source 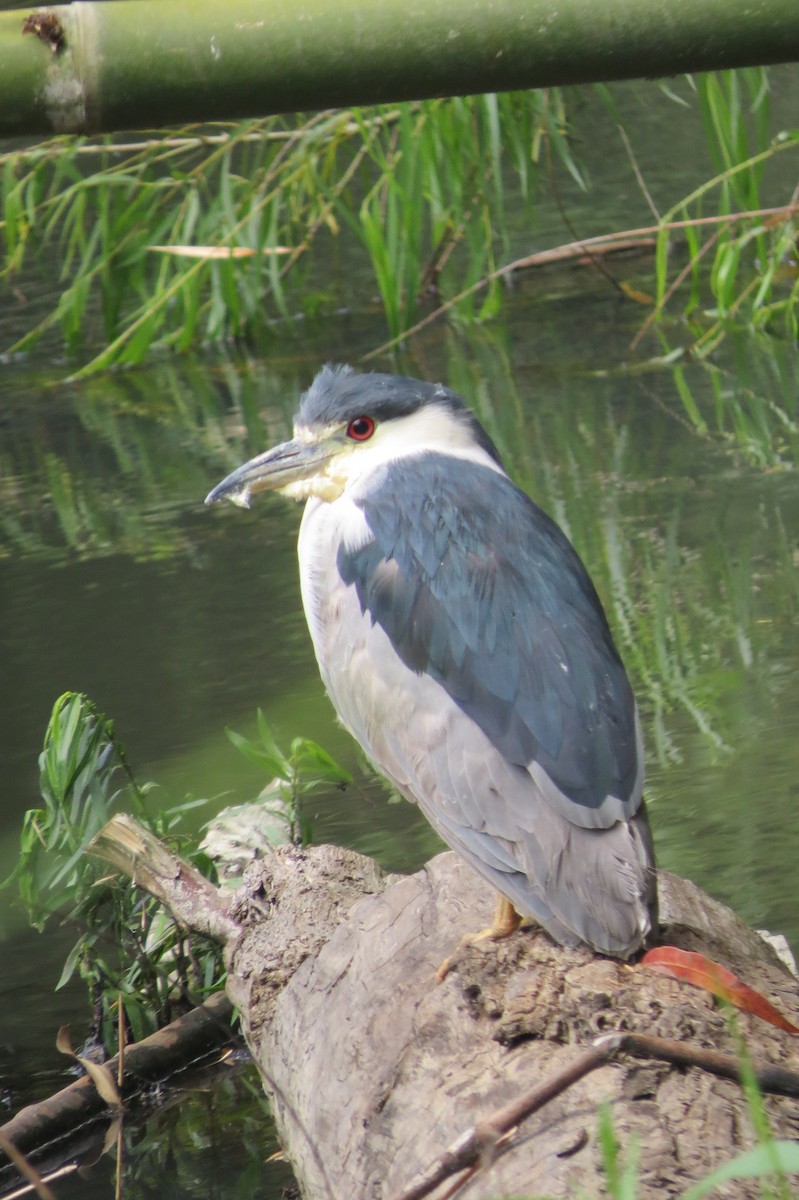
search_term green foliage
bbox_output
[226,708,351,845]
[4,692,223,1046]
[595,1082,799,1200]
[652,70,799,352]
[114,1069,294,1198]
[5,694,350,1048]
[662,329,799,468]
[0,92,569,372]
[7,73,795,379]
[597,1105,641,1200]
[9,691,147,931]
[347,91,577,340]
[681,1142,799,1200]
[722,1018,794,1200]
[2,113,366,372]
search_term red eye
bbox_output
[347,415,376,441]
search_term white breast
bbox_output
[297,492,445,800]
[298,496,375,731]
[298,495,367,676]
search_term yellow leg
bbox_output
[436,892,523,982]
[490,893,523,939]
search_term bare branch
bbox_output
[87,814,239,943]
[390,1029,799,1200]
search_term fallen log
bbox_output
[0,991,235,1162]
[62,817,799,1196]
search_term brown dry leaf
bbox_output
[619,281,654,305]
[148,244,292,259]
[56,1026,122,1108]
[642,946,799,1034]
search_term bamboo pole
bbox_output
[1,0,798,139]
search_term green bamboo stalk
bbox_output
[1,0,798,138]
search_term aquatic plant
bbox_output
[2,75,795,377]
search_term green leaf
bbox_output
[681,1142,799,1200]
[256,709,292,774]
[225,726,290,779]
[597,1103,640,1200]
[293,739,351,784]
[55,932,98,990]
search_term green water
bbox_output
[1,77,798,1198]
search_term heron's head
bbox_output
[205,364,502,508]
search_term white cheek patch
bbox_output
[287,404,507,502]
[345,405,507,484]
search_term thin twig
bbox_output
[114,993,125,1200]
[389,1040,619,1200]
[545,136,629,301]
[117,995,126,1089]
[114,1121,123,1200]
[628,224,723,352]
[620,1031,799,1097]
[0,1163,78,1200]
[389,1030,799,1200]
[0,110,405,166]
[362,203,799,363]
[617,123,661,222]
[0,1133,58,1200]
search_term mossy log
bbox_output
[86,815,799,1199]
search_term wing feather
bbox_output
[338,454,642,827]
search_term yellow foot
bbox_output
[490,893,524,939]
[435,894,523,983]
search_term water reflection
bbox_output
[0,1064,292,1200]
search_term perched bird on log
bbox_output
[206,365,658,958]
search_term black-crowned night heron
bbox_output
[206,365,658,959]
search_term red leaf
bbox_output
[641,946,799,1035]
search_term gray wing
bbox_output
[338,454,643,829]
[338,638,656,955]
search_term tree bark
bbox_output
[88,816,799,1199]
